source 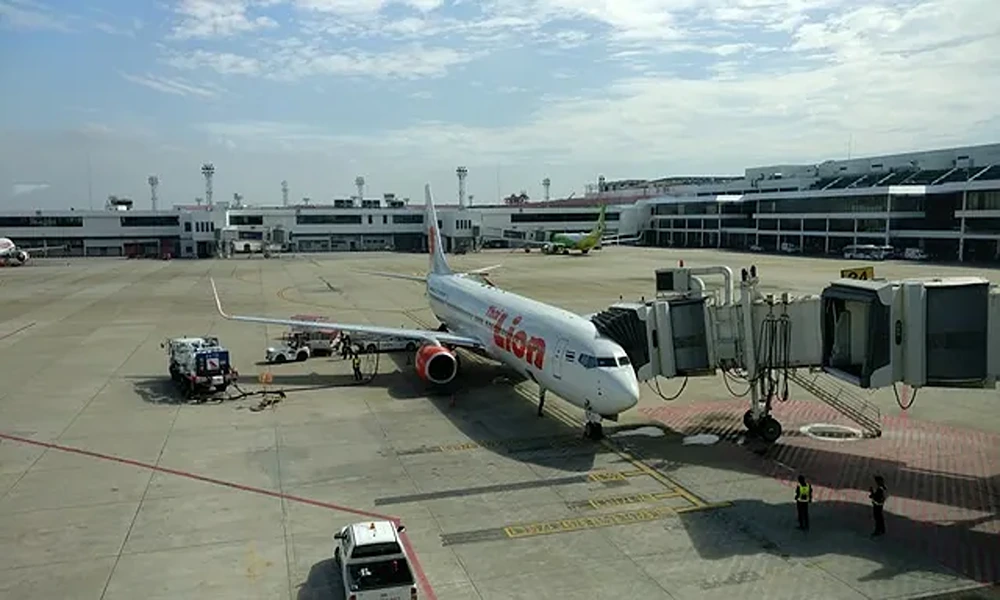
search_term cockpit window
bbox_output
[578,354,597,369]
[618,356,631,366]
[596,357,617,367]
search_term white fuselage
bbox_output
[0,238,28,266]
[424,272,640,418]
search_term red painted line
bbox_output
[0,432,437,599]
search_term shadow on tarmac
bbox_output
[613,418,1000,585]
[295,558,345,600]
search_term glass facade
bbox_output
[230,215,263,225]
[967,190,1000,211]
[296,214,363,225]
[646,186,1000,262]
[510,211,620,223]
[0,216,84,227]
[121,216,180,227]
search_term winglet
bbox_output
[209,278,231,319]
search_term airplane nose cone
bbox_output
[603,370,640,414]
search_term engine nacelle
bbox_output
[414,344,458,385]
[13,250,28,265]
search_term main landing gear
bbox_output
[743,409,783,444]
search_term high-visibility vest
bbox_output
[797,484,811,502]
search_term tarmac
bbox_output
[0,247,997,600]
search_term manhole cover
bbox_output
[798,423,863,442]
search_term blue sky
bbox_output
[0,0,998,209]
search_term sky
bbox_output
[0,0,998,210]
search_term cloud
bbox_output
[293,0,444,16]
[120,72,225,98]
[192,0,1000,171]
[166,42,479,80]
[11,182,49,196]
[0,0,72,31]
[170,0,279,39]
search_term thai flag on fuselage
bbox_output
[565,350,576,362]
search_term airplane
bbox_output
[0,237,66,266]
[210,184,641,440]
[491,204,642,255]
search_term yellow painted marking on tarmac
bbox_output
[540,400,728,513]
[587,491,682,510]
[503,506,678,539]
[675,502,733,514]
[587,470,627,483]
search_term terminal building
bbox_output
[1,142,998,263]
[635,143,1000,263]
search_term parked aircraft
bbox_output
[490,204,642,255]
[0,237,65,266]
[210,185,641,439]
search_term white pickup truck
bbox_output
[333,521,418,600]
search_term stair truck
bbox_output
[163,336,238,398]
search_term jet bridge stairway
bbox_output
[788,370,883,438]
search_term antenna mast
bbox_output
[147,175,159,211]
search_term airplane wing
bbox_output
[355,264,502,281]
[481,235,551,247]
[464,264,503,275]
[20,244,69,253]
[210,278,485,350]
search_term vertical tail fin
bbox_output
[425,184,453,276]
[595,204,607,236]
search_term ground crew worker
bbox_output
[869,475,888,536]
[340,334,352,359]
[795,475,813,530]
[351,352,363,381]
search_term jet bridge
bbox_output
[592,264,1000,443]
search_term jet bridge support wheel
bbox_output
[743,410,783,444]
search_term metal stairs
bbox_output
[788,370,883,438]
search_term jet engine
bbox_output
[414,344,458,385]
[13,250,28,265]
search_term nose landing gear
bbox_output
[584,409,604,440]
